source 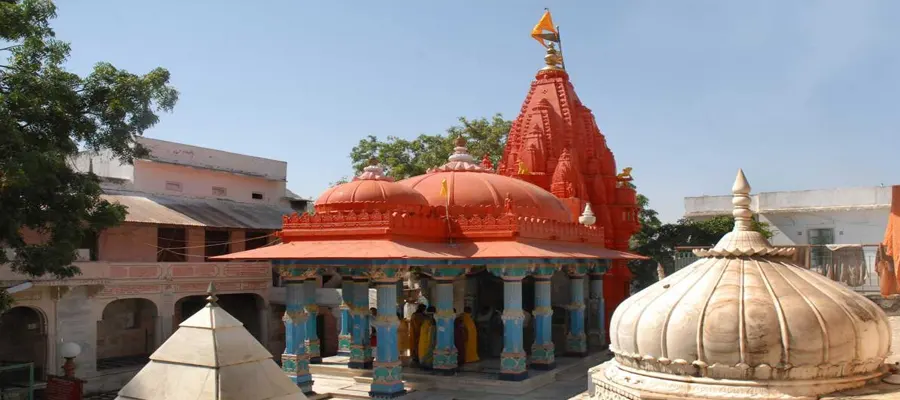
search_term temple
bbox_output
[215,44,643,399]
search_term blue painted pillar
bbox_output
[500,276,527,381]
[304,278,322,363]
[432,279,457,375]
[530,267,555,370]
[349,277,373,369]
[588,266,606,348]
[370,277,406,399]
[282,279,313,394]
[566,267,588,357]
[338,277,353,355]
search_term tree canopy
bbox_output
[344,114,511,182]
[0,0,178,309]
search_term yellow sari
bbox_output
[461,313,479,363]
[417,318,436,367]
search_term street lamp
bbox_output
[60,342,81,378]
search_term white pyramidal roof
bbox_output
[116,285,307,400]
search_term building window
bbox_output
[157,227,186,262]
[808,228,834,270]
[245,231,270,250]
[165,181,183,192]
[80,230,99,261]
[251,192,264,200]
[212,186,227,197]
[205,230,230,261]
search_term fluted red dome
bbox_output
[399,138,573,223]
[315,163,429,213]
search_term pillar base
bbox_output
[432,348,458,375]
[530,361,556,371]
[499,371,528,381]
[371,361,405,399]
[500,351,527,381]
[309,356,323,364]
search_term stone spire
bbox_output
[497,44,637,251]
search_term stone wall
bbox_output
[57,287,98,376]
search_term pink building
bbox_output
[0,137,308,393]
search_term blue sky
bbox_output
[53,1,899,222]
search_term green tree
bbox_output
[628,207,773,290]
[0,0,178,310]
[347,114,511,180]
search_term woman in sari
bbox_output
[417,306,437,370]
[461,306,479,363]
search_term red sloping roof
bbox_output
[213,239,646,261]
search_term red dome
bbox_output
[315,164,429,213]
[399,139,573,223]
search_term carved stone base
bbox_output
[531,342,556,370]
[588,361,889,400]
[281,353,314,394]
[371,360,406,398]
[500,351,527,381]
[433,348,458,375]
[349,345,373,369]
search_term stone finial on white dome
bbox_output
[694,169,794,257]
[731,168,753,232]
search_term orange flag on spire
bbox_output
[531,9,559,47]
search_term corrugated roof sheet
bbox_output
[103,190,292,230]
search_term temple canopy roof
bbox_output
[600,170,891,399]
[314,161,429,213]
[400,137,574,223]
[115,284,307,400]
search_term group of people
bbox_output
[407,305,480,369]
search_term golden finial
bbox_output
[206,282,219,307]
[542,42,563,71]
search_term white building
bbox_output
[684,186,891,247]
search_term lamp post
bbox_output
[60,342,81,378]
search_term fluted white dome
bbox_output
[594,170,891,400]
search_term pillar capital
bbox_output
[488,265,533,280]
[278,265,321,280]
[564,265,589,278]
[420,266,467,281]
[366,266,407,283]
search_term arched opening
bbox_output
[175,293,264,341]
[0,306,48,383]
[97,298,158,370]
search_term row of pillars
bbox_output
[278,264,607,399]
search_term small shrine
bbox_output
[114,283,307,400]
[589,170,893,399]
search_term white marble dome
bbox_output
[599,170,891,399]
